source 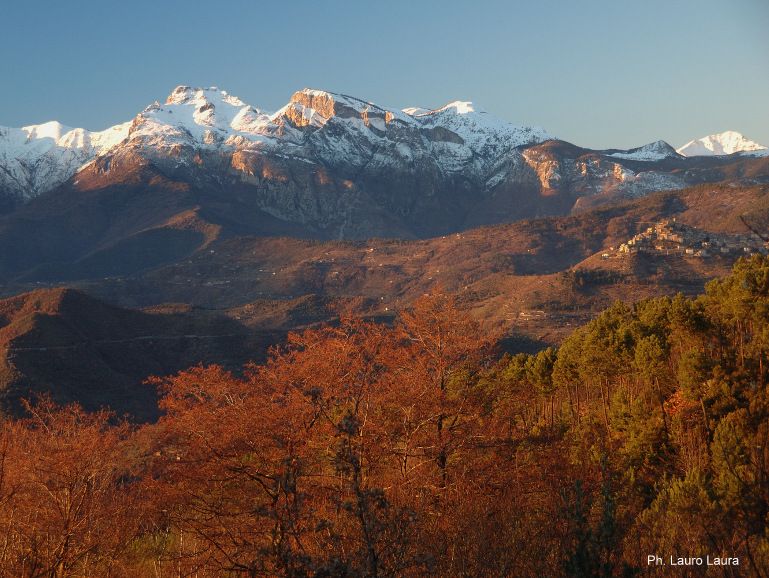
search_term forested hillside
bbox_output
[1,257,769,576]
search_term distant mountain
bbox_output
[606,140,681,161]
[677,130,768,157]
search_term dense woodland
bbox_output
[2,257,769,577]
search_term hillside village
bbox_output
[611,218,768,259]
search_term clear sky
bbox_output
[1,0,767,149]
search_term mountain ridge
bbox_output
[0,85,552,203]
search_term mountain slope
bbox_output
[1,183,767,418]
[0,288,287,420]
[21,182,766,327]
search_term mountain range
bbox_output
[1,86,766,223]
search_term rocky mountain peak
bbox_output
[165,86,246,108]
[282,89,399,129]
[288,89,338,118]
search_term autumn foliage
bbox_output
[2,261,769,576]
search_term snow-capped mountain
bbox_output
[676,131,768,157]
[0,120,129,199]
[127,87,555,186]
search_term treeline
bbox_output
[2,257,769,576]
[560,267,625,290]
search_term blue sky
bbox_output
[1,0,767,149]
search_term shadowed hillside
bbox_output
[0,288,286,420]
